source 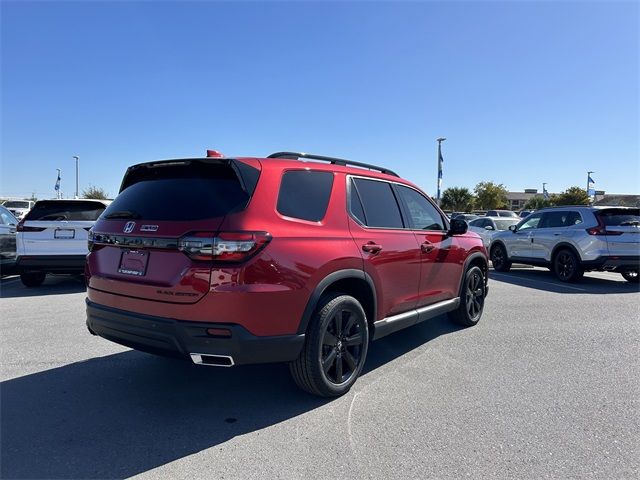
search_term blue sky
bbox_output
[2,1,638,199]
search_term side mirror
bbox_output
[484,225,494,231]
[448,218,468,236]
[509,224,517,232]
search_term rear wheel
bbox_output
[622,271,639,283]
[290,293,369,397]
[20,271,46,287]
[553,249,584,282]
[449,266,486,327]
[490,244,511,272]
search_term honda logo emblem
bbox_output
[123,221,136,234]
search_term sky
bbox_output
[1,0,638,200]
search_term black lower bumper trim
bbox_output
[17,255,86,272]
[86,300,305,366]
[582,255,640,272]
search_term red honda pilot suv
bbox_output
[86,151,488,397]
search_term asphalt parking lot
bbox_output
[1,268,638,479]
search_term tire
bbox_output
[290,293,369,397]
[553,249,584,283]
[490,244,511,272]
[622,271,639,283]
[20,271,46,287]
[449,266,486,327]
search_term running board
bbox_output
[372,297,460,340]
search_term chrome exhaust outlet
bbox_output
[190,353,234,367]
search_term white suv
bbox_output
[16,199,110,286]
[489,206,639,283]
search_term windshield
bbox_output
[3,201,29,209]
[103,160,258,221]
[494,219,519,230]
[597,208,640,226]
[25,201,106,221]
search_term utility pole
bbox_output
[436,137,446,206]
[73,156,80,199]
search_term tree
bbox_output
[82,185,109,200]
[553,186,590,206]
[524,195,554,210]
[474,181,508,210]
[441,187,475,212]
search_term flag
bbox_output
[588,174,595,185]
[543,187,549,200]
[54,171,61,191]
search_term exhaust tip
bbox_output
[190,353,234,367]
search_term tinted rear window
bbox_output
[3,201,30,209]
[103,161,256,221]
[352,178,404,228]
[25,201,106,221]
[596,208,640,226]
[277,170,334,221]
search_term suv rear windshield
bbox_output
[596,208,640,226]
[103,160,258,221]
[3,201,30,209]
[25,201,106,221]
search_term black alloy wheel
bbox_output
[449,265,486,327]
[320,307,366,385]
[554,249,583,282]
[491,244,511,272]
[290,294,369,397]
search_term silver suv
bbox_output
[489,206,639,283]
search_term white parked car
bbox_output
[490,206,639,283]
[468,216,520,248]
[2,200,35,220]
[16,199,110,286]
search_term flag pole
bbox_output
[436,137,446,206]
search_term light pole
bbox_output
[436,137,446,206]
[73,156,79,199]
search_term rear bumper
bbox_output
[86,300,305,366]
[17,255,86,273]
[582,255,640,272]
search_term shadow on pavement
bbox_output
[489,268,640,294]
[0,274,86,299]
[0,314,462,479]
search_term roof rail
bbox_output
[266,151,399,177]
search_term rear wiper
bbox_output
[103,210,141,219]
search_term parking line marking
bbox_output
[489,272,587,292]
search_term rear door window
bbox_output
[103,160,257,221]
[351,178,404,228]
[277,170,334,222]
[25,201,106,221]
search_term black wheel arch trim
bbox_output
[551,242,582,264]
[458,251,489,298]
[297,269,377,335]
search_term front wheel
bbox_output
[20,271,46,287]
[622,271,639,283]
[449,266,486,327]
[290,293,369,397]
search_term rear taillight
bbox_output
[586,217,624,236]
[178,231,271,262]
[87,229,94,251]
[16,221,46,232]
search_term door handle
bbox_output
[362,242,382,254]
[421,241,435,253]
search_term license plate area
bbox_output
[54,228,75,239]
[118,249,149,276]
